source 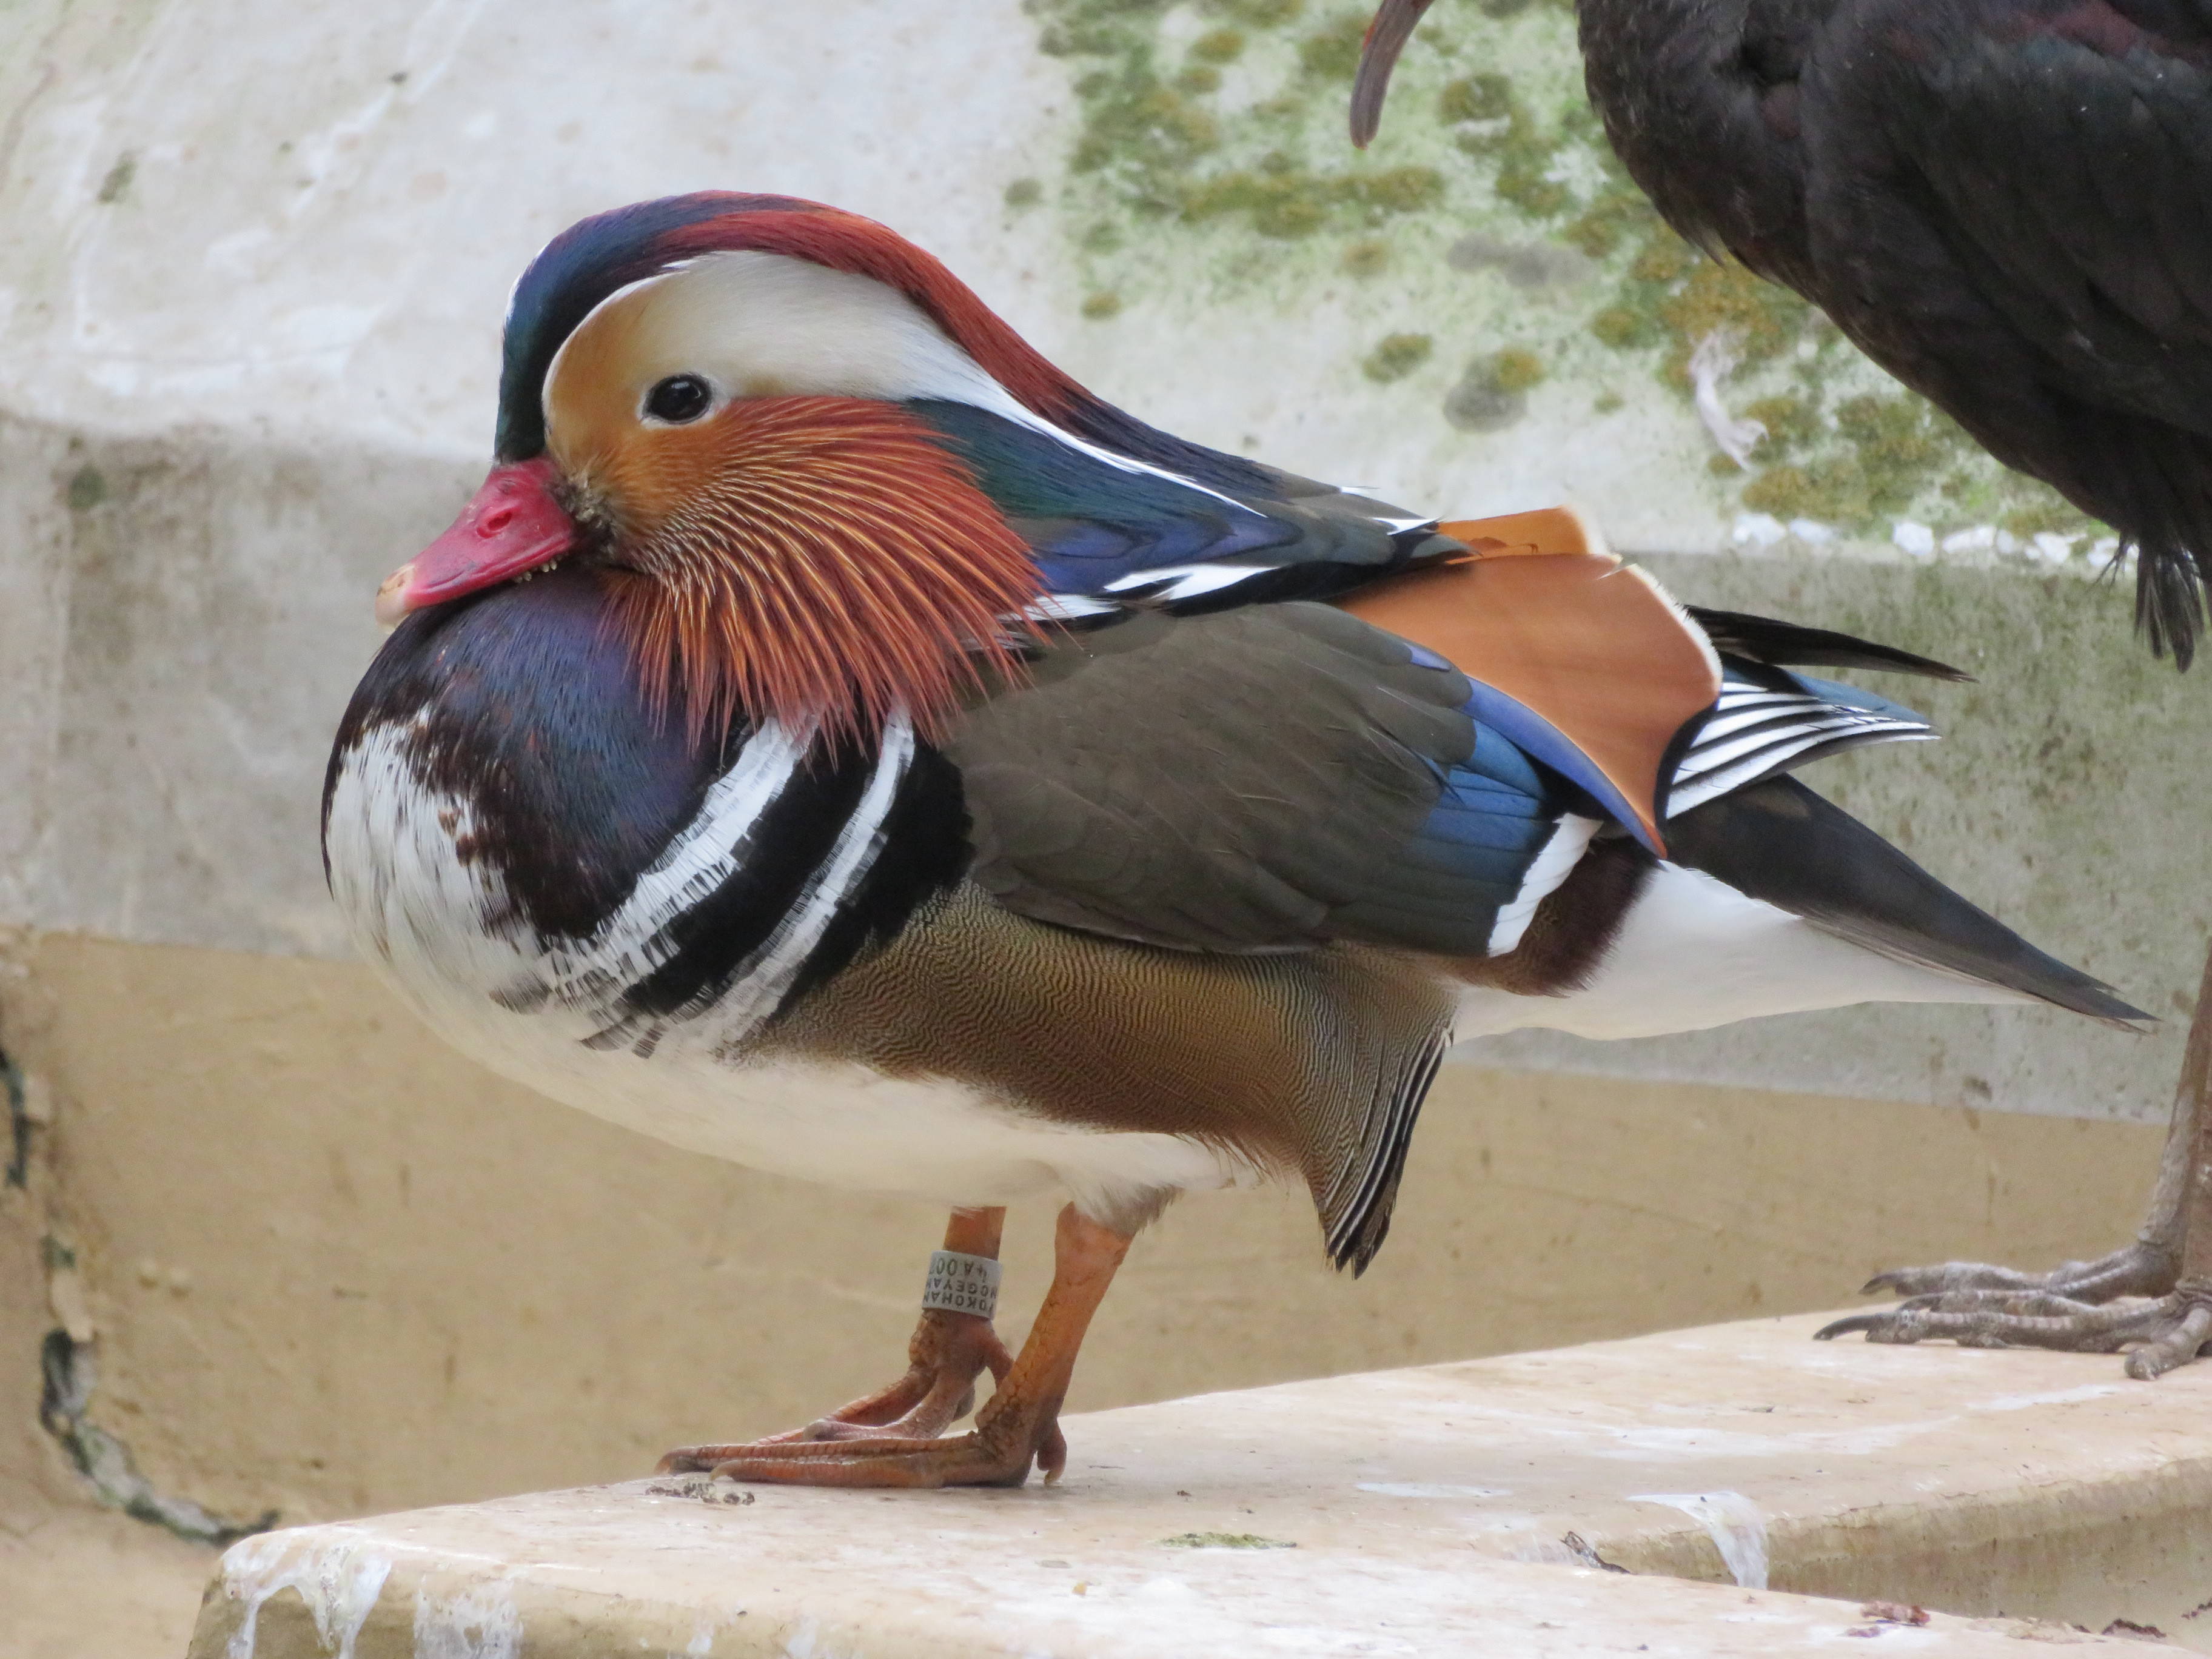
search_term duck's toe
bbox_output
[657,1305,1014,1473]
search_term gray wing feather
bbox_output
[950,605,1480,954]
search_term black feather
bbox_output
[1664,775,2148,1028]
[1567,0,2212,667]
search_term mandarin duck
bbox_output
[324,192,2143,1489]
[1352,0,2212,665]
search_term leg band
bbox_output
[922,1250,1000,1319]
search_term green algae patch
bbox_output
[1022,0,2098,550]
[1179,158,1444,238]
[1446,347,1546,431]
[1744,392,1820,455]
[1296,10,1370,82]
[1490,346,1546,393]
[1158,1531,1299,1549]
[64,464,108,513]
[1191,26,1248,61]
[1342,236,1391,276]
[1364,332,1435,382]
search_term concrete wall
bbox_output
[0,934,2168,1527]
[1,0,2207,1550]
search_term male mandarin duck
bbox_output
[1353,0,2212,665]
[324,192,2143,1489]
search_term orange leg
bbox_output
[663,1204,1131,1489]
[662,1208,1013,1466]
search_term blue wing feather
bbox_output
[1329,672,1584,954]
[908,399,1444,609]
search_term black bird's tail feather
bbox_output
[2080,417,2212,671]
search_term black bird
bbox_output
[1353,0,2212,666]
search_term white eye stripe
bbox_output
[545,250,1269,516]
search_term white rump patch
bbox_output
[1456,861,2029,1041]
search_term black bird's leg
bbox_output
[1820,942,2212,1379]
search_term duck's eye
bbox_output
[643,374,714,424]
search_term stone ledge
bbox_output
[190,1312,2212,1655]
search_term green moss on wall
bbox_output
[64,465,107,512]
[1490,346,1546,393]
[1363,332,1435,382]
[1438,74,1512,124]
[1297,11,1370,81]
[1341,237,1391,275]
[1444,347,1543,430]
[1204,0,1306,25]
[1023,0,2102,552]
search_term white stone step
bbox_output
[190,1311,2212,1655]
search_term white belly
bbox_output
[418,999,1245,1216]
[325,723,1247,1216]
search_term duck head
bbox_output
[377,193,1115,742]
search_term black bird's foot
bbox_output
[1817,1278,2212,1380]
[1823,943,2212,1379]
[1815,1239,2202,1373]
[1855,1236,2179,1305]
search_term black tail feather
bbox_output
[1665,776,2148,1028]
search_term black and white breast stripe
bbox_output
[333,705,967,1066]
[559,718,920,1056]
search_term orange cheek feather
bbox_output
[581,397,1044,745]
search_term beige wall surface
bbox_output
[0,931,2167,1532]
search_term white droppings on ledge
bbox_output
[1786,517,1834,544]
[1732,512,1788,547]
[1689,329,1768,468]
[1628,1491,1770,1590]
[412,1581,522,1658]
[220,1530,392,1659]
[1972,1384,2124,1414]
[1892,521,1936,557]
[782,1615,866,1659]
[2030,532,2079,565]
